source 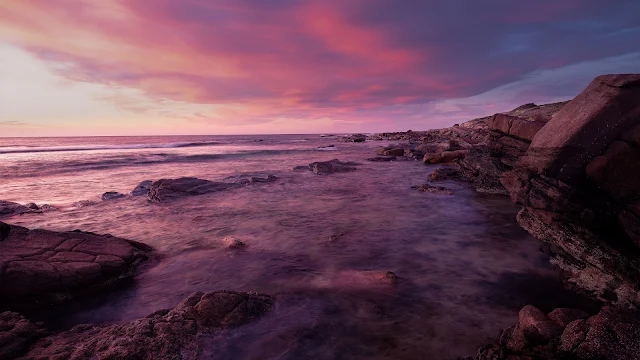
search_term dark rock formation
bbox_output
[130,180,153,196]
[8,290,272,360]
[0,222,152,305]
[307,159,360,175]
[0,201,39,218]
[0,312,47,360]
[101,192,126,201]
[411,184,455,195]
[500,74,640,307]
[72,200,97,208]
[462,305,640,360]
[148,177,240,202]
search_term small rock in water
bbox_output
[130,180,153,196]
[307,159,360,175]
[224,236,246,248]
[72,200,97,208]
[429,167,463,181]
[366,156,396,162]
[25,202,39,210]
[411,184,455,195]
[101,192,126,201]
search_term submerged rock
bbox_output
[223,236,246,248]
[366,156,396,162]
[72,200,97,208]
[341,134,367,142]
[307,159,360,175]
[411,184,455,195]
[130,180,153,196]
[101,192,126,201]
[463,305,640,360]
[375,146,405,156]
[148,177,240,202]
[0,222,152,304]
[0,200,39,217]
[12,290,273,360]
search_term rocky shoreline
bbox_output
[0,74,639,359]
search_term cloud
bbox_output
[1,0,639,134]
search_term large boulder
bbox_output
[464,305,640,360]
[0,222,152,304]
[500,74,640,307]
[13,290,273,360]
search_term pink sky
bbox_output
[1,0,639,136]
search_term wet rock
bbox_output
[72,200,97,208]
[223,236,246,249]
[292,165,310,172]
[307,159,359,175]
[101,192,126,201]
[423,149,468,164]
[318,145,335,149]
[411,184,455,195]
[20,290,273,360]
[366,156,396,162]
[0,222,152,304]
[130,180,153,196]
[465,305,640,360]
[0,201,39,217]
[428,167,463,181]
[0,312,47,360]
[375,146,405,156]
[341,134,366,142]
[24,203,39,211]
[148,177,240,202]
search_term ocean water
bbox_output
[0,135,595,359]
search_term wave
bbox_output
[0,141,220,155]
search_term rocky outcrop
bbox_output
[307,159,360,175]
[500,74,640,307]
[428,167,463,181]
[0,222,152,305]
[366,156,397,162]
[149,177,241,202]
[462,305,640,360]
[5,290,272,360]
[459,101,568,194]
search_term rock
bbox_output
[292,165,310,171]
[428,167,463,181]
[490,114,545,141]
[366,156,396,162]
[585,140,640,204]
[375,146,405,156]
[341,134,366,142]
[423,149,468,164]
[307,159,359,175]
[619,200,640,248]
[223,236,246,249]
[0,222,152,304]
[148,177,240,202]
[20,290,273,360]
[411,184,455,195]
[131,180,153,196]
[72,200,97,208]
[101,192,126,201]
[0,312,47,360]
[547,308,589,328]
[318,145,335,149]
[24,203,39,211]
[0,201,39,217]
[466,305,640,360]
[459,145,510,194]
[499,74,640,307]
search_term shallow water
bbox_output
[0,135,595,359]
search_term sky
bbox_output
[1,1,639,136]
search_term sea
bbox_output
[0,134,595,359]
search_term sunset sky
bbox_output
[1,1,639,136]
